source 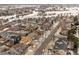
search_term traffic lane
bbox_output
[34,22,61,55]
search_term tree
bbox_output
[74,16,79,26]
[67,33,79,47]
[68,27,77,35]
[67,26,79,47]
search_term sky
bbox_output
[0,0,79,4]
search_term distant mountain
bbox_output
[0,4,79,8]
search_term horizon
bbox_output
[0,0,79,4]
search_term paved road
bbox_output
[34,22,61,55]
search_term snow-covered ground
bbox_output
[23,11,38,18]
[46,10,79,16]
[46,7,79,16]
[0,15,16,19]
[0,28,9,33]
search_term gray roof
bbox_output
[1,32,18,41]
